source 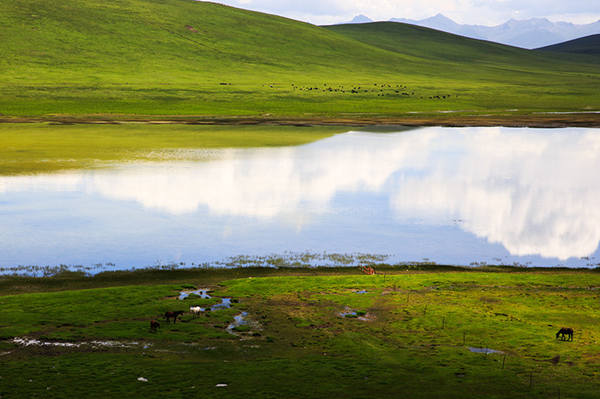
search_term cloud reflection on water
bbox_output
[388,128,600,260]
[1,127,599,261]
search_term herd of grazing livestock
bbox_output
[260,82,453,100]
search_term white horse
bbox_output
[189,306,203,317]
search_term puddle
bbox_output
[354,290,368,294]
[12,338,82,348]
[468,347,504,354]
[226,312,262,337]
[227,312,249,335]
[10,337,220,353]
[178,288,232,313]
[11,337,141,349]
[90,340,139,348]
[179,289,211,300]
[339,307,372,321]
[210,298,232,311]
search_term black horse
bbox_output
[556,327,574,341]
[164,310,185,324]
[150,319,160,332]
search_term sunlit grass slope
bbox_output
[0,0,599,117]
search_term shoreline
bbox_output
[1,263,598,290]
[1,113,600,128]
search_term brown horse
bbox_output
[150,319,160,332]
[164,310,184,324]
[556,327,574,341]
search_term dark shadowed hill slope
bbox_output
[537,34,600,56]
[324,22,585,68]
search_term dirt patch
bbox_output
[185,25,199,33]
[480,297,501,303]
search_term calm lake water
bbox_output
[2,126,600,273]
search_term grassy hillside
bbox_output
[0,0,599,119]
[1,268,599,398]
[538,34,600,56]
[326,22,569,68]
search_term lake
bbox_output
[1,126,600,273]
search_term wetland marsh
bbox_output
[1,124,600,398]
[1,269,599,398]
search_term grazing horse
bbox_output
[556,328,574,341]
[164,310,184,324]
[190,306,203,318]
[150,319,160,332]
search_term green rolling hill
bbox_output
[538,34,600,56]
[0,0,598,119]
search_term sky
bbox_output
[199,0,600,26]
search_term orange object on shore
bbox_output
[360,266,376,275]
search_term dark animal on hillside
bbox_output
[164,310,185,324]
[556,327,574,341]
[150,319,160,332]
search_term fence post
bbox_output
[529,372,533,389]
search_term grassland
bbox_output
[1,1,599,122]
[539,35,600,57]
[0,123,347,175]
[0,267,599,398]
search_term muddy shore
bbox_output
[1,113,599,128]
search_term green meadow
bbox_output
[1,268,599,398]
[1,0,598,120]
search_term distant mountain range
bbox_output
[345,14,600,49]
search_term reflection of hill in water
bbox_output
[2,127,600,261]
